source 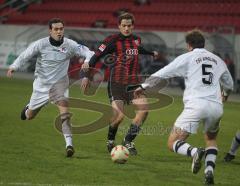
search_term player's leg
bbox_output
[168,127,204,170]
[56,100,74,157]
[168,127,205,174]
[21,105,42,120]
[51,76,74,157]
[168,102,205,174]
[21,95,46,120]
[204,131,218,185]
[122,94,148,155]
[224,131,240,162]
[21,79,49,120]
[168,127,190,152]
[106,82,125,152]
[203,102,223,185]
[107,100,125,152]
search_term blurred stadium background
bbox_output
[0,0,239,93]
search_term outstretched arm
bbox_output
[74,44,94,72]
[141,54,187,89]
[6,41,39,77]
[77,44,95,63]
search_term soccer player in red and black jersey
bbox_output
[86,13,158,155]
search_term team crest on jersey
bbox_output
[99,44,106,52]
[134,40,140,46]
[59,47,67,53]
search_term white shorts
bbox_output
[29,76,69,110]
[174,99,223,134]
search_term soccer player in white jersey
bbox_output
[6,18,94,157]
[133,30,234,185]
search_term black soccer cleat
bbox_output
[20,105,29,120]
[205,170,214,185]
[66,145,75,157]
[107,140,115,153]
[224,152,235,162]
[192,147,205,174]
[123,140,137,156]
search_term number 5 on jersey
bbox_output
[202,64,213,85]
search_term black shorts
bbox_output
[107,82,134,104]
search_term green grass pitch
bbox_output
[0,77,239,186]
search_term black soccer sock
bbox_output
[107,125,118,141]
[124,124,141,142]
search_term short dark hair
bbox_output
[118,12,135,25]
[185,29,205,49]
[48,18,64,29]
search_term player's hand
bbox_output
[81,77,90,93]
[153,51,159,60]
[81,62,89,72]
[7,68,15,78]
[221,90,230,102]
[134,87,145,98]
[222,95,229,102]
[127,84,145,98]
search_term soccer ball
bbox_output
[111,145,129,164]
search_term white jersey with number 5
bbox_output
[142,48,234,104]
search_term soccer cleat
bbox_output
[205,170,214,185]
[192,147,205,174]
[107,140,115,153]
[123,140,137,155]
[224,152,235,162]
[66,145,75,157]
[20,105,29,120]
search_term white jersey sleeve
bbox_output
[142,54,188,89]
[10,41,40,71]
[220,67,234,95]
[77,44,95,63]
[68,39,94,62]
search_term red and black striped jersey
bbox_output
[89,33,154,85]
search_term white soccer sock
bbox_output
[205,147,218,174]
[62,122,73,147]
[61,113,73,148]
[190,147,198,157]
[173,140,197,157]
[229,132,240,155]
[63,134,73,148]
